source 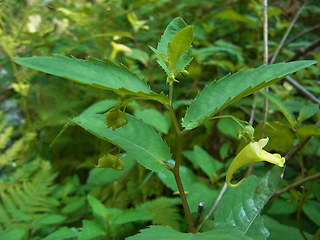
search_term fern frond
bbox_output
[0,159,58,232]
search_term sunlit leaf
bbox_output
[182,60,317,130]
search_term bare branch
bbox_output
[285,76,320,106]
[196,183,228,232]
[286,38,320,62]
[270,1,308,64]
[272,172,320,198]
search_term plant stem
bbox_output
[272,172,320,198]
[312,227,320,240]
[259,0,269,140]
[168,83,195,233]
[197,182,228,232]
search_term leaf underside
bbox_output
[182,60,317,130]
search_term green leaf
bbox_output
[215,9,256,25]
[126,225,253,240]
[297,125,320,139]
[43,227,78,240]
[137,197,182,230]
[32,214,66,226]
[14,55,150,92]
[297,103,319,124]
[111,208,154,225]
[263,215,313,240]
[81,99,118,115]
[73,113,171,173]
[167,26,193,73]
[182,60,317,130]
[14,55,169,104]
[0,229,26,240]
[214,167,283,240]
[267,198,296,215]
[216,117,242,139]
[303,200,320,225]
[79,220,106,240]
[261,90,296,128]
[183,145,223,181]
[151,17,192,76]
[87,195,112,218]
[134,109,170,134]
[254,121,294,153]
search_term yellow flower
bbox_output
[226,138,285,188]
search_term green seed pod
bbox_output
[96,153,125,171]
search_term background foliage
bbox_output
[0,0,319,239]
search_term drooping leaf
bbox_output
[182,60,317,130]
[73,113,171,173]
[126,225,253,240]
[214,167,283,240]
[261,90,296,128]
[14,55,169,104]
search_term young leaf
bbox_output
[73,113,171,173]
[214,167,283,240]
[14,55,169,104]
[43,227,78,240]
[151,17,193,76]
[182,60,317,130]
[167,26,193,73]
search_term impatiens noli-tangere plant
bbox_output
[14,17,316,239]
